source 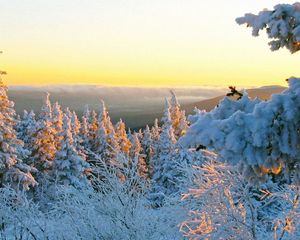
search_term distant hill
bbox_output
[182,86,287,114]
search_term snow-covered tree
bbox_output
[180,160,300,239]
[71,111,80,133]
[141,125,154,178]
[83,104,91,123]
[30,93,57,174]
[151,99,177,205]
[157,99,176,154]
[80,115,90,149]
[93,100,114,162]
[52,102,63,134]
[130,133,148,179]
[53,114,90,188]
[0,80,37,191]
[17,110,37,149]
[178,110,189,137]
[180,3,300,183]
[39,92,52,121]
[94,121,110,163]
[52,102,63,150]
[106,117,120,165]
[115,119,131,155]
[180,79,300,183]
[236,3,300,53]
[169,91,189,138]
[151,118,160,142]
[91,100,120,169]
[89,110,98,144]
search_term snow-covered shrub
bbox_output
[179,161,300,240]
[180,78,300,183]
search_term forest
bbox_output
[1,2,300,240]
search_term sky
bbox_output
[0,0,299,87]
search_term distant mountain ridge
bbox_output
[8,85,287,129]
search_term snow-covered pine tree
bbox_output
[89,110,98,145]
[178,110,189,137]
[81,115,90,150]
[141,125,153,178]
[151,118,161,157]
[93,100,110,157]
[15,110,38,167]
[15,110,27,138]
[71,110,88,161]
[130,133,148,179]
[157,99,176,154]
[53,113,90,188]
[64,107,72,120]
[94,121,110,161]
[106,116,120,167]
[52,102,63,133]
[52,102,63,150]
[115,119,131,156]
[30,93,57,175]
[39,92,52,121]
[151,118,160,142]
[0,79,37,191]
[71,111,80,135]
[151,99,177,205]
[83,104,91,123]
[170,90,182,138]
[169,91,189,138]
[17,110,37,149]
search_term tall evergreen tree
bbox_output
[151,99,177,205]
[170,91,188,138]
[52,102,63,150]
[17,110,37,149]
[30,93,57,174]
[141,125,153,178]
[53,114,90,188]
[80,115,90,150]
[89,110,98,145]
[106,117,120,166]
[151,118,161,157]
[115,119,131,156]
[130,133,148,179]
[93,100,109,152]
[0,80,37,191]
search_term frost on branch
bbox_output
[236,3,300,53]
[180,78,300,183]
[179,161,300,239]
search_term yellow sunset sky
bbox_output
[0,0,299,87]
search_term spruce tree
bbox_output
[115,119,131,156]
[130,133,148,179]
[53,113,90,188]
[52,102,63,150]
[151,99,177,205]
[0,80,37,191]
[17,110,37,150]
[170,91,188,138]
[141,125,153,178]
[30,93,57,175]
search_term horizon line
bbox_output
[7,83,287,90]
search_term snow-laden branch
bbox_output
[236,3,300,53]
